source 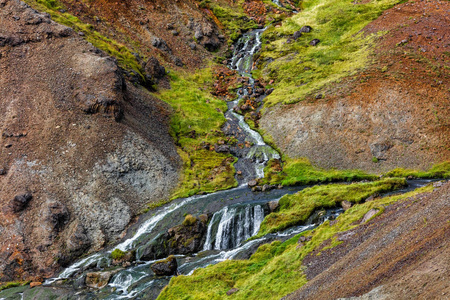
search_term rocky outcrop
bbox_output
[0,0,180,281]
[140,215,208,261]
[151,256,178,276]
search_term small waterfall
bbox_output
[203,204,266,251]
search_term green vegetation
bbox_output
[110,249,126,260]
[24,0,143,76]
[261,157,377,186]
[257,178,406,236]
[0,281,30,292]
[384,161,450,179]
[197,0,258,43]
[182,214,198,226]
[158,68,237,199]
[257,0,402,106]
[158,182,433,300]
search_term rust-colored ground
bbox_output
[286,181,450,299]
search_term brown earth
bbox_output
[286,181,450,300]
[30,0,229,70]
[0,0,180,281]
[261,0,449,172]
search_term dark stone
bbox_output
[12,192,32,213]
[151,256,178,276]
[166,23,174,30]
[144,57,166,81]
[293,31,302,40]
[171,30,179,36]
[309,39,320,46]
[151,37,172,53]
[315,94,323,99]
[300,26,312,33]
[47,201,70,232]
[227,288,239,296]
[188,42,196,50]
[0,168,6,175]
[266,88,274,95]
[172,56,184,67]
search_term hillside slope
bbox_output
[259,0,449,172]
[0,0,180,281]
[286,181,449,300]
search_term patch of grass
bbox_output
[158,181,433,300]
[257,0,402,106]
[157,68,237,199]
[24,0,143,76]
[257,178,406,236]
[0,281,29,291]
[110,249,126,260]
[201,1,259,43]
[383,161,450,179]
[261,157,377,186]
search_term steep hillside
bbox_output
[257,0,449,172]
[0,0,180,281]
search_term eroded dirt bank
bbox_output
[261,0,449,172]
[0,0,180,281]
[286,181,449,300]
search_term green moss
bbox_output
[158,182,433,300]
[157,67,237,199]
[384,161,450,179]
[182,214,198,226]
[111,249,126,260]
[257,0,401,106]
[0,281,28,291]
[262,157,377,186]
[257,178,406,237]
[24,0,143,76]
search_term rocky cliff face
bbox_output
[0,0,180,281]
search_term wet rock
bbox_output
[141,215,207,260]
[364,193,380,202]
[309,39,320,46]
[266,88,274,95]
[227,288,239,295]
[341,200,352,211]
[248,180,258,188]
[307,209,326,224]
[252,186,262,192]
[300,26,312,33]
[12,192,32,213]
[73,274,86,289]
[151,255,178,276]
[360,209,379,224]
[0,168,6,175]
[268,200,280,212]
[85,271,113,289]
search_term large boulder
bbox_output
[151,256,178,276]
[85,271,113,289]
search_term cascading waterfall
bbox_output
[203,204,266,251]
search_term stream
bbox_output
[33,28,437,300]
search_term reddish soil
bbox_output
[286,181,450,299]
[261,0,449,172]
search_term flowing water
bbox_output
[38,28,438,300]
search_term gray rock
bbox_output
[215,144,230,153]
[248,180,258,188]
[360,208,379,224]
[309,39,320,46]
[341,200,352,211]
[227,288,239,295]
[12,192,32,213]
[151,256,178,276]
[85,271,113,289]
[300,26,312,33]
[268,200,280,212]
